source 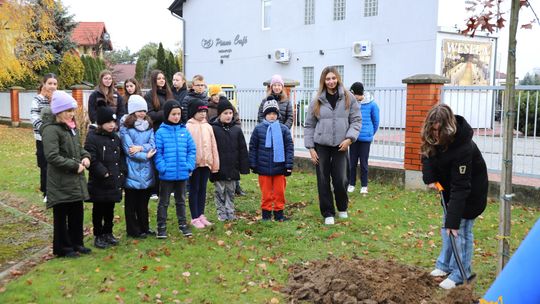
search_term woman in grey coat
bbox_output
[304,66,362,225]
[257,74,294,129]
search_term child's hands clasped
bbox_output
[146,149,156,159]
[129,145,143,156]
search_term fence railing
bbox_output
[2,85,540,177]
[441,85,540,177]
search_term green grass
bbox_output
[0,125,538,303]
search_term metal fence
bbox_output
[233,87,406,163]
[441,85,540,177]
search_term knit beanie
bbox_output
[51,91,77,115]
[97,106,116,125]
[350,82,365,96]
[262,98,279,116]
[208,85,221,96]
[188,99,208,119]
[128,95,148,114]
[270,74,284,86]
[163,99,182,125]
[217,96,235,117]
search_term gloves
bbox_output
[285,169,292,177]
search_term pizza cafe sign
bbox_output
[201,34,248,59]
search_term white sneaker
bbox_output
[338,211,348,219]
[324,217,335,225]
[43,196,47,203]
[150,194,158,200]
[439,278,457,289]
[429,268,448,277]
[347,185,355,193]
[360,187,368,194]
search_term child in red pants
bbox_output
[249,98,294,221]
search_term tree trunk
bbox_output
[498,0,520,273]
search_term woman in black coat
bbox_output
[421,104,488,290]
[88,70,125,126]
[84,107,127,249]
[144,70,174,130]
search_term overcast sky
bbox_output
[62,0,540,78]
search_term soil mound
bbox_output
[283,257,477,304]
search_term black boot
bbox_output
[103,233,119,246]
[273,210,288,222]
[235,182,246,196]
[261,210,272,221]
[94,235,110,249]
[74,245,92,254]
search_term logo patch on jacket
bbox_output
[459,165,467,174]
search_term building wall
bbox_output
[182,0,440,88]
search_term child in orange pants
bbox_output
[249,98,294,221]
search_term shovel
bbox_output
[434,182,468,285]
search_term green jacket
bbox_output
[40,107,90,208]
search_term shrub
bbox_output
[58,52,84,89]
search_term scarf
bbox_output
[134,119,149,131]
[264,120,285,163]
[65,119,76,130]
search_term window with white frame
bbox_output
[364,0,378,17]
[362,64,376,87]
[334,65,345,83]
[334,0,346,21]
[303,67,314,88]
[262,0,271,30]
[305,0,315,25]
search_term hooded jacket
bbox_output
[84,128,127,203]
[119,116,155,190]
[210,119,250,182]
[357,92,380,142]
[186,118,220,173]
[304,86,362,149]
[39,107,90,208]
[154,122,196,181]
[248,120,294,176]
[422,115,488,229]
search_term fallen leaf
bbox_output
[270,298,280,304]
[115,295,125,304]
[182,271,191,277]
[217,240,225,246]
[140,265,148,272]
[95,268,100,273]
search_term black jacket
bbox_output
[183,90,208,123]
[422,115,488,229]
[84,128,127,203]
[210,120,249,182]
[172,87,187,103]
[88,90,125,125]
[144,89,168,130]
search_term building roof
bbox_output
[168,0,187,17]
[72,22,112,50]
[112,64,136,83]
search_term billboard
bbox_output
[441,39,493,86]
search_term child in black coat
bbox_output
[84,107,127,249]
[210,98,249,221]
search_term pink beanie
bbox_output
[51,91,77,114]
[270,74,284,86]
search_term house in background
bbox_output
[71,22,112,58]
[112,64,136,83]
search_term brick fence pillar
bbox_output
[70,85,90,109]
[9,86,25,127]
[401,74,449,189]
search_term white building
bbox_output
[169,0,498,88]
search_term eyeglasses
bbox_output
[192,84,205,87]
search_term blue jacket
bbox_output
[120,119,155,189]
[154,123,196,181]
[357,93,380,142]
[249,121,294,176]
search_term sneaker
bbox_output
[94,235,110,249]
[103,233,119,246]
[324,217,335,225]
[191,218,205,229]
[57,250,80,258]
[179,225,192,237]
[360,187,368,194]
[439,278,457,290]
[429,268,448,277]
[43,196,47,203]
[156,230,167,239]
[199,214,213,226]
[261,210,272,221]
[338,211,348,219]
[73,245,92,255]
[150,194,158,200]
[347,185,355,193]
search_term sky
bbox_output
[62,0,540,79]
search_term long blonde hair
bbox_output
[421,104,457,157]
[312,66,350,117]
[97,70,116,106]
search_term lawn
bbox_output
[0,124,538,303]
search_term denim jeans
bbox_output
[349,141,371,187]
[435,218,475,283]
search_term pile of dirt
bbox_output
[283,257,477,304]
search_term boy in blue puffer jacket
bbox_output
[154,100,196,238]
[249,99,294,221]
[348,82,380,194]
[120,95,156,239]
